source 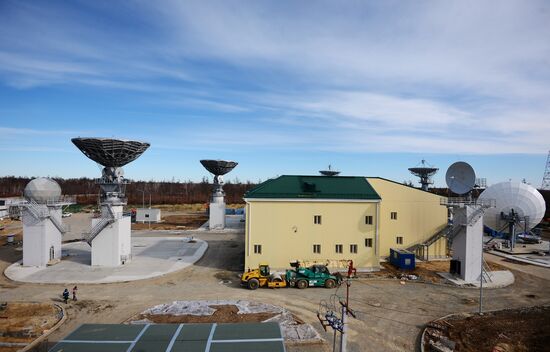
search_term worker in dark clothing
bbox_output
[62,288,69,304]
[72,286,78,301]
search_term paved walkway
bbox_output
[5,237,207,284]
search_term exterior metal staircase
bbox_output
[467,206,485,226]
[25,199,68,234]
[481,258,493,283]
[84,204,116,245]
[407,225,453,260]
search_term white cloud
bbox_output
[0,1,548,155]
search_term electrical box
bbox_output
[389,248,416,270]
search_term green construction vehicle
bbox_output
[286,262,342,289]
[241,262,342,290]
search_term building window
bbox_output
[314,215,322,224]
[254,244,262,254]
[313,244,321,254]
[391,212,398,220]
[335,244,343,254]
[365,238,373,247]
[365,215,373,225]
[350,244,358,253]
[145,214,150,218]
[396,236,403,245]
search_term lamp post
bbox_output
[137,189,145,209]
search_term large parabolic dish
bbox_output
[478,181,546,232]
[200,160,238,176]
[71,138,150,167]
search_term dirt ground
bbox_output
[134,304,278,324]
[359,260,506,284]
[424,305,550,352]
[0,219,21,247]
[131,213,208,230]
[0,302,62,352]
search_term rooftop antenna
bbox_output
[319,164,340,176]
[408,159,438,191]
[200,159,238,230]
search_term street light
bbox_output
[137,189,145,209]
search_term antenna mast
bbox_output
[542,150,550,190]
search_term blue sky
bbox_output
[0,1,549,187]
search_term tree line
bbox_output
[0,176,257,205]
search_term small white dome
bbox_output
[24,178,62,203]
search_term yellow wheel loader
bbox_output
[240,263,287,290]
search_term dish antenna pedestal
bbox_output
[443,162,495,285]
[200,160,238,230]
[408,160,438,191]
[72,138,150,266]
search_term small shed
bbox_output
[136,208,161,223]
[389,248,415,270]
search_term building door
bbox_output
[50,246,55,261]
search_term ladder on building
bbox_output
[83,204,116,245]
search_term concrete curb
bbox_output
[488,250,550,268]
[20,303,67,352]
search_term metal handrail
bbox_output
[440,197,496,208]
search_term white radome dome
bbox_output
[24,178,62,203]
[479,181,546,232]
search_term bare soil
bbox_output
[0,302,62,352]
[424,305,550,352]
[359,260,506,283]
[132,213,208,230]
[0,219,22,247]
[136,304,277,324]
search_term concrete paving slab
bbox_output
[210,341,285,352]
[65,324,143,341]
[437,270,514,288]
[487,250,550,268]
[4,237,207,284]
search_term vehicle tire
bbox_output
[296,280,308,289]
[248,278,260,290]
[325,279,336,289]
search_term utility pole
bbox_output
[317,265,356,352]
[138,189,145,209]
[339,278,356,352]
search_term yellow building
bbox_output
[244,175,448,271]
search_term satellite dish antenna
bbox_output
[445,161,476,195]
[319,164,340,176]
[479,181,546,233]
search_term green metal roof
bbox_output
[244,175,381,200]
